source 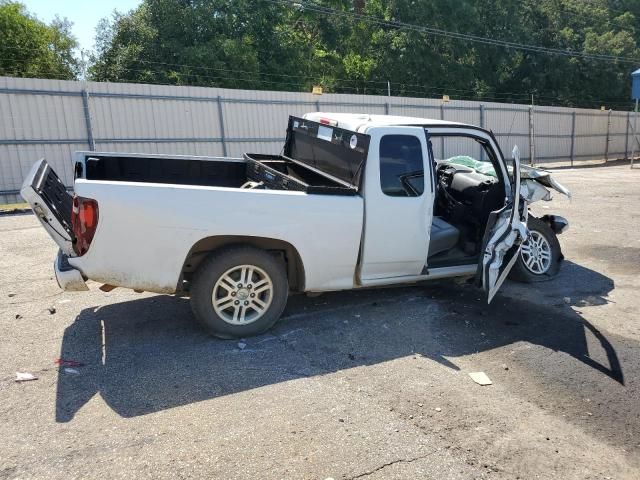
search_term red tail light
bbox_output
[71,196,99,256]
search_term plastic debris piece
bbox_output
[16,372,37,382]
[64,368,79,374]
[469,372,493,386]
[435,407,442,412]
[237,342,247,350]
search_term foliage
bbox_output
[0,1,79,79]
[85,0,640,108]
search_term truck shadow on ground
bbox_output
[55,260,627,426]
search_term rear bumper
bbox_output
[54,250,89,292]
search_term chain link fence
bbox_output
[0,76,635,204]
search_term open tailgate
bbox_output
[20,159,75,256]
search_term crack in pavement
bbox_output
[347,451,437,479]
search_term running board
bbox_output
[359,264,477,288]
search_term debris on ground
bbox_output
[435,407,442,412]
[15,314,21,319]
[54,359,84,367]
[563,297,571,304]
[469,372,493,386]
[8,293,15,297]
[501,364,509,370]
[237,342,247,350]
[47,306,56,315]
[15,372,37,382]
[64,368,80,375]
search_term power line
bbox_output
[267,0,640,64]
[3,48,635,106]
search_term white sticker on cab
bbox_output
[317,125,333,142]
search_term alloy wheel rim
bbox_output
[520,230,552,274]
[212,265,273,325]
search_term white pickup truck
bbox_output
[21,113,569,338]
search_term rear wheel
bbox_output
[190,246,288,339]
[509,216,562,283]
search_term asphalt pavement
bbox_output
[1,163,639,479]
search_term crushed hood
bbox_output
[444,156,571,201]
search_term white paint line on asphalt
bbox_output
[101,319,106,365]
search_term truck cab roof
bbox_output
[303,112,468,133]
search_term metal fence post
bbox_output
[81,89,95,151]
[528,106,535,166]
[625,111,630,160]
[606,109,612,161]
[315,100,320,112]
[216,95,227,156]
[479,104,485,161]
[385,102,389,115]
[440,103,445,157]
[569,111,576,167]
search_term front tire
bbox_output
[509,216,563,283]
[190,246,288,339]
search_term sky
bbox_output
[23,0,142,52]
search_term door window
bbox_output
[379,135,424,197]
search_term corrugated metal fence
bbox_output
[0,76,635,204]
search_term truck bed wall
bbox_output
[84,155,247,189]
[68,179,364,294]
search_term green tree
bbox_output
[90,0,303,90]
[0,1,79,79]
[88,0,640,108]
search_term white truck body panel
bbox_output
[20,113,563,308]
[69,179,364,293]
[358,126,433,281]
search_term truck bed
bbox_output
[79,152,357,195]
[83,154,247,188]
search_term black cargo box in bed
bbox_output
[79,116,370,195]
[244,116,370,196]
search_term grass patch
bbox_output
[0,202,30,211]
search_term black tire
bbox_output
[509,216,563,283]
[190,246,288,339]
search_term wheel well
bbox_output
[180,236,305,292]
